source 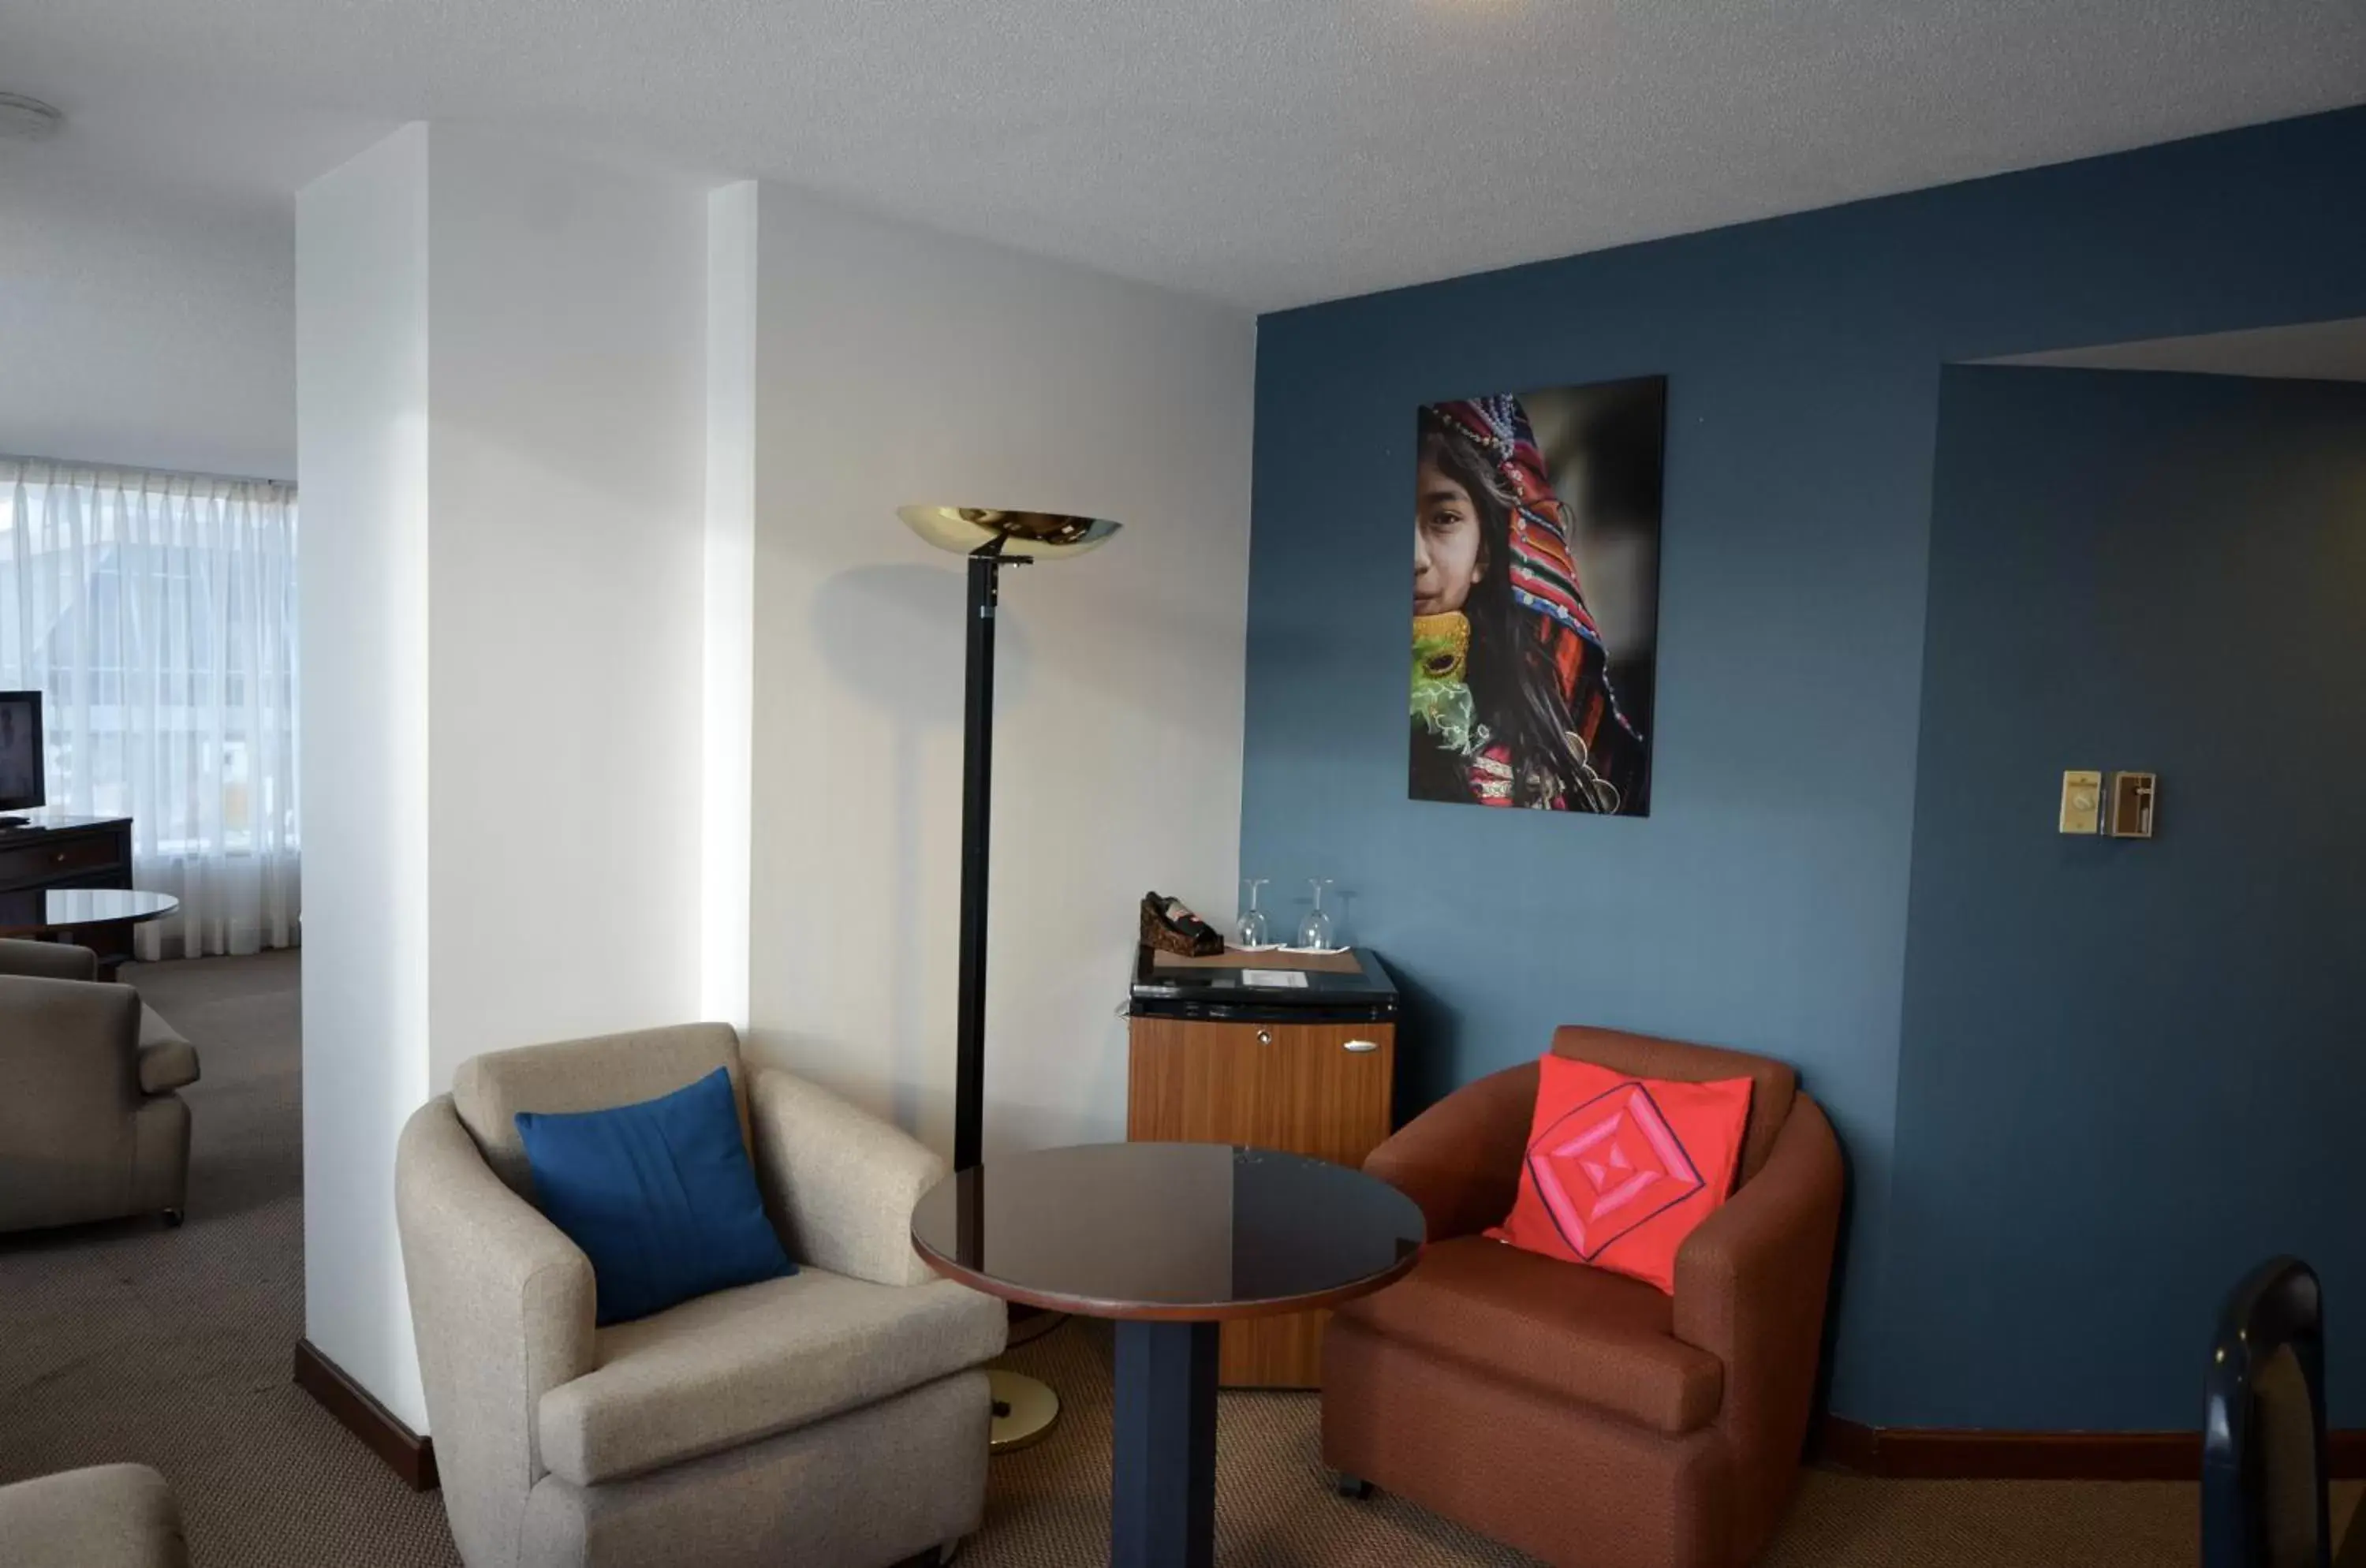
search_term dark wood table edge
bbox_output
[909,1232,1423,1322]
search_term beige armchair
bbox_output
[396,1023,1006,1568]
[0,940,200,1234]
[0,1463,189,1568]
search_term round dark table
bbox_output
[911,1142,1424,1568]
[0,889,180,979]
[0,887,179,938]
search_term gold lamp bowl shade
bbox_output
[898,506,1121,559]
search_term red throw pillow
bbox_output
[1487,1054,1753,1294]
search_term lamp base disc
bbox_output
[987,1370,1061,1454]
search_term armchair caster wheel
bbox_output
[1332,1471,1371,1499]
[162,1208,185,1228]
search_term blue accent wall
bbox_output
[1240,106,2366,1423]
[1884,365,2366,1428]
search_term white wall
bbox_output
[297,125,710,1428]
[421,129,709,1085]
[700,183,759,1029]
[0,160,295,478]
[741,187,1256,1155]
[297,140,1251,1431]
[296,124,433,1432]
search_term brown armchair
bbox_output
[1323,1025,1843,1568]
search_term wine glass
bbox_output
[1297,878,1337,951]
[1234,878,1271,950]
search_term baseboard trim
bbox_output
[1819,1418,2366,1480]
[294,1339,438,1492]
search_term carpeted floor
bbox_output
[2,951,2342,1566]
[0,950,461,1566]
[971,1318,2228,1568]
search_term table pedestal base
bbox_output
[1111,1320,1218,1568]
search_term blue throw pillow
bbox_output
[514,1067,793,1326]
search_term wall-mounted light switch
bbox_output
[2109,771,2157,838]
[2060,770,2103,834]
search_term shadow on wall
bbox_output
[808,562,1034,1135]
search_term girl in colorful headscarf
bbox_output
[1410,394,1646,812]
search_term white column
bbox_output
[297,125,709,1429]
[419,127,708,1085]
[296,123,434,1432]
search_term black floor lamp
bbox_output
[897,505,1121,1452]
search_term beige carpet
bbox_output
[2,950,2335,1566]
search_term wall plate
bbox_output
[2059,770,2103,834]
[2108,772,2157,838]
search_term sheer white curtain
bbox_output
[1,459,299,958]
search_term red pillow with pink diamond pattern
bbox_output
[1487,1054,1754,1294]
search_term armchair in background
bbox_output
[0,939,200,1234]
[0,1462,189,1568]
[396,1023,1005,1568]
[1323,1025,1844,1568]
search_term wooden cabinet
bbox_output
[0,816,136,969]
[0,827,125,887]
[1126,1012,1396,1388]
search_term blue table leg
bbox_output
[1111,1320,1218,1568]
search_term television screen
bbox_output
[0,691,43,812]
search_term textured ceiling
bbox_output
[2,0,2364,310]
[1990,318,2366,383]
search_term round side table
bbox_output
[912,1141,1424,1568]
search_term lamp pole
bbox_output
[895,506,1118,1457]
[953,539,1025,1173]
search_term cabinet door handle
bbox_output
[1344,1039,1379,1054]
[1256,1029,1272,1046]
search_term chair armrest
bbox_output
[748,1066,946,1287]
[1362,1059,1538,1243]
[396,1097,595,1519]
[136,1004,199,1094]
[0,939,100,981]
[136,1040,200,1096]
[1671,1094,1844,1532]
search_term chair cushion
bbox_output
[515,1067,793,1326]
[536,1267,1006,1487]
[1491,1054,1752,1294]
[136,1007,198,1094]
[1334,1234,1723,1435]
[453,1021,747,1197]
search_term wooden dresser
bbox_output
[0,815,137,965]
[1125,945,1398,1388]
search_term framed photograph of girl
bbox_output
[1410,378,1666,816]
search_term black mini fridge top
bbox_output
[1125,943,1398,1025]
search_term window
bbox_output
[1,459,300,954]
